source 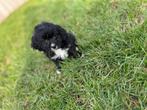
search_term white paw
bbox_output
[56,70,61,74]
[81,54,84,58]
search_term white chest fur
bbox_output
[51,48,69,60]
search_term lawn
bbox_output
[0,0,147,110]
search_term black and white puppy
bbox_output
[31,22,81,74]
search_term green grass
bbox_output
[0,0,147,109]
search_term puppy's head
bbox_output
[49,34,82,60]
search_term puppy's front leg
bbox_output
[52,60,61,74]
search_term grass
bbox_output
[0,0,147,109]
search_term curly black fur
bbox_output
[31,22,81,73]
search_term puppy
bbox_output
[31,22,81,74]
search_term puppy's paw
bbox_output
[56,70,61,74]
[81,54,85,58]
